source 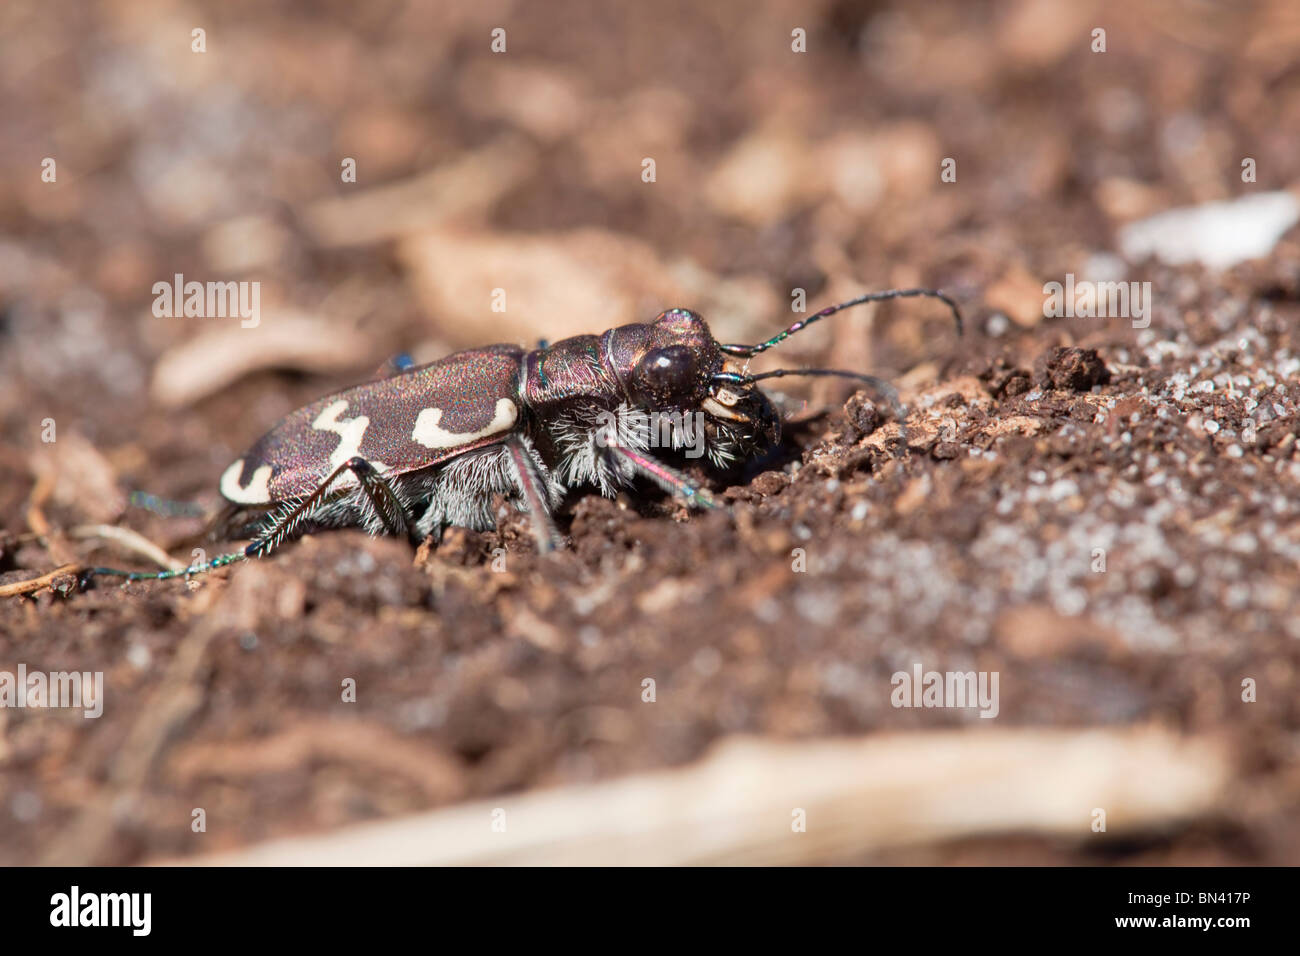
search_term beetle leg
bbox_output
[373,351,417,378]
[249,456,409,556]
[597,429,720,510]
[127,490,208,518]
[349,458,411,540]
[82,457,407,584]
[505,436,564,553]
[82,546,253,585]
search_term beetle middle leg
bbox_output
[412,440,563,550]
[504,436,565,553]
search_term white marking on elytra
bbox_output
[311,399,391,486]
[411,398,518,449]
[220,459,273,504]
[313,400,371,468]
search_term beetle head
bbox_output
[611,308,781,458]
[608,289,963,464]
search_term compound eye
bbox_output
[636,345,700,401]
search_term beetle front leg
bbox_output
[596,427,720,510]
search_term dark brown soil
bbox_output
[2,0,1299,865]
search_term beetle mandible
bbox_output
[86,288,961,583]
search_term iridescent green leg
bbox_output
[83,457,407,585]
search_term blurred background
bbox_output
[1,0,1298,864]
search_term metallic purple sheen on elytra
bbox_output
[227,345,524,501]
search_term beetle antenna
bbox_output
[719,288,962,357]
[713,368,910,441]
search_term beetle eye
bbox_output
[635,345,700,401]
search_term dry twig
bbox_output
[178,727,1230,866]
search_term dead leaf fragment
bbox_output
[150,312,374,407]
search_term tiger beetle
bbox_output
[84,288,961,584]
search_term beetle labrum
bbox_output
[86,288,961,583]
